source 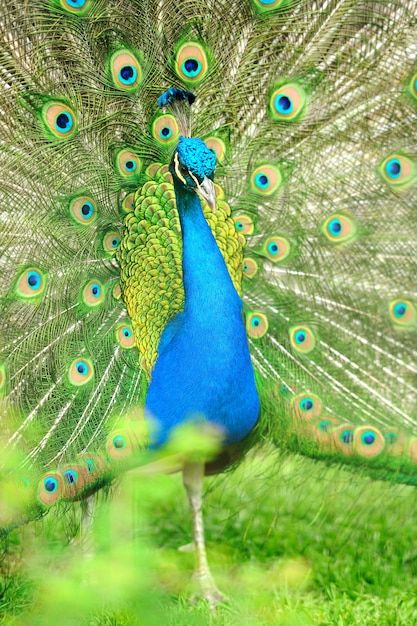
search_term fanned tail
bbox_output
[0,0,416,532]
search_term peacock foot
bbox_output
[190,571,226,609]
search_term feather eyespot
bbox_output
[234,215,254,235]
[115,149,141,178]
[42,102,77,139]
[76,453,106,482]
[106,427,143,460]
[379,154,416,187]
[322,214,356,244]
[16,268,46,299]
[243,258,258,279]
[269,84,306,121]
[38,473,64,506]
[69,196,97,225]
[161,127,172,140]
[389,299,416,328]
[59,0,90,13]
[110,50,142,91]
[45,477,58,492]
[250,165,282,195]
[312,415,340,445]
[116,324,135,349]
[68,358,94,386]
[64,469,78,485]
[262,236,290,262]
[152,115,179,145]
[82,280,104,307]
[61,464,89,498]
[318,419,332,433]
[113,435,126,449]
[332,425,355,455]
[103,231,120,255]
[175,42,208,83]
[290,326,316,353]
[353,426,385,458]
[317,416,339,435]
[293,393,322,420]
[253,0,287,10]
[205,137,226,162]
[246,312,268,338]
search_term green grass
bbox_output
[1,446,417,625]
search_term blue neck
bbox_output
[145,181,260,447]
[175,182,241,324]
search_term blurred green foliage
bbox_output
[1,446,417,625]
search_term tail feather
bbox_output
[0,0,416,526]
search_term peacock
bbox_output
[0,0,416,607]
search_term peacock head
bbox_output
[170,136,217,210]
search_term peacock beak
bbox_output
[196,176,216,211]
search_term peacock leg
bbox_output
[182,462,224,606]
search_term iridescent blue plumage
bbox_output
[146,138,260,447]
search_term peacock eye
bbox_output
[60,0,90,12]
[113,435,126,449]
[110,50,142,91]
[64,469,78,485]
[42,102,77,139]
[68,358,94,386]
[175,42,208,84]
[389,299,416,328]
[116,323,135,348]
[160,126,172,138]
[379,153,416,187]
[44,477,58,493]
[152,115,179,145]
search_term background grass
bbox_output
[1,445,417,625]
